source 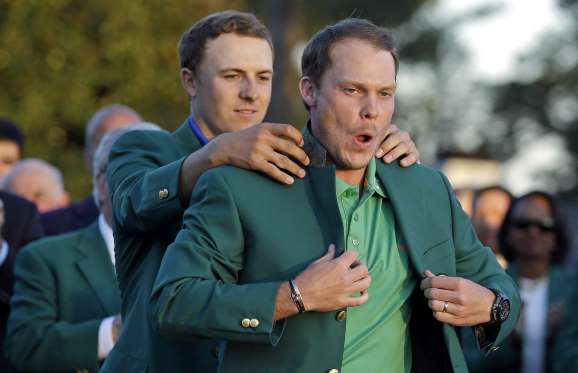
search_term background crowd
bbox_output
[1,1,577,373]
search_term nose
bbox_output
[360,95,378,120]
[239,78,258,102]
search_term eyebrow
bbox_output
[219,68,273,75]
[340,80,397,90]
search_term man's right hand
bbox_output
[207,123,310,185]
[274,245,371,320]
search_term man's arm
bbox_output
[420,172,520,350]
[5,247,107,372]
[150,170,370,344]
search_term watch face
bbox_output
[498,298,511,322]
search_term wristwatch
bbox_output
[489,288,510,324]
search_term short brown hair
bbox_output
[301,18,398,88]
[179,10,273,75]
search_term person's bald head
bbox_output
[1,159,69,213]
[84,104,142,170]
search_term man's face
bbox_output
[10,169,68,213]
[0,140,21,182]
[302,38,396,172]
[188,33,273,138]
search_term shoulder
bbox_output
[377,161,449,189]
[0,190,36,214]
[18,226,87,263]
[113,127,173,151]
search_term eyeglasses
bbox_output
[512,217,555,232]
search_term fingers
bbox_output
[344,291,369,307]
[256,160,296,185]
[336,250,359,267]
[423,288,457,303]
[375,124,420,166]
[271,137,310,167]
[348,262,369,282]
[349,275,371,293]
[420,274,457,291]
[266,123,305,147]
[313,244,336,263]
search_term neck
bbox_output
[335,168,367,186]
[517,257,550,279]
[190,110,216,141]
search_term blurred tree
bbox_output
[0,0,246,199]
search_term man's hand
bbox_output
[376,124,420,167]
[420,270,495,327]
[274,245,371,320]
[208,123,310,185]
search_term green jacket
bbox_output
[552,269,578,373]
[150,130,521,373]
[5,222,120,373]
[464,266,570,373]
[101,122,217,373]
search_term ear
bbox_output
[180,67,198,98]
[299,76,317,108]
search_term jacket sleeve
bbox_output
[440,172,521,352]
[5,247,102,372]
[149,169,286,345]
[107,129,186,235]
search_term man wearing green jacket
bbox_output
[103,11,419,373]
[150,18,520,373]
[2,123,151,372]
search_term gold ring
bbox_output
[443,301,449,313]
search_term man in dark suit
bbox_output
[150,18,520,373]
[0,190,43,373]
[41,104,142,236]
[3,125,154,372]
[103,11,419,373]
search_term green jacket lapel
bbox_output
[75,222,120,315]
[307,165,345,254]
[376,162,447,276]
[171,120,202,155]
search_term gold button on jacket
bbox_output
[241,318,251,328]
[335,310,347,322]
[159,188,169,199]
[327,369,339,373]
[249,318,260,328]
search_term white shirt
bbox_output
[97,214,116,360]
[519,276,549,373]
[0,240,8,268]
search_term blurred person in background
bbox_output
[455,187,475,217]
[41,104,142,236]
[1,158,70,213]
[4,124,157,372]
[465,191,570,373]
[0,119,24,183]
[471,186,513,268]
[0,191,44,373]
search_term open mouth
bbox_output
[355,134,373,144]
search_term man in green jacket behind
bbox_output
[150,18,520,373]
[103,10,419,373]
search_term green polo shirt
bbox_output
[337,158,416,373]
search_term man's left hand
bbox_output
[376,124,420,167]
[420,270,496,327]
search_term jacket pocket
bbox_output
[422,239,456,276]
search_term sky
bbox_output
[437,0,571,83]
[435,0,574,193]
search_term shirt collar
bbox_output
[0,240,9,268]
[187,116,209,146]
[303,123,386,198]
[98,214,115,266]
